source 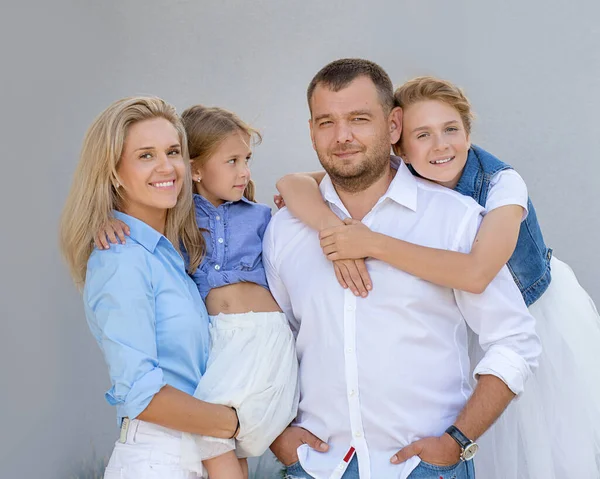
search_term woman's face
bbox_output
[117,117,185,229]
[194,131,252,207]
[399,100,470,189]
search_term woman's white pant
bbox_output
[103,419,203,479]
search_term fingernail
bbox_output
[390,455,398,464]
[366,284,372,290]
[319,443,328,451]
[361,292,367,297]
[353,290,359,296]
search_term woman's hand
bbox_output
[333,259,372,297]
[320,219,375,261]
[94,218,130,249]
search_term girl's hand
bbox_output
[333,258,372,297]
[273,194,286,210]
[94,218,130,250]
[320,219,375,260]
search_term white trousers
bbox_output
[104,419,203,479]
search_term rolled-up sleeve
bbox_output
[84,246,167,423]
[453,208,542,396]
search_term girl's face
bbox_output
[194,131,252,207]
[117,117,185,229]
[399,100,470,189]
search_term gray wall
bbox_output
[1,1,598,477]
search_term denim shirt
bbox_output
[454,145,552,306]
[191,194,272,301]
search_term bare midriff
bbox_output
[204,282,281,316]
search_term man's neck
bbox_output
[334,166,396,220]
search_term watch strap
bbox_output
[445,425,472,449]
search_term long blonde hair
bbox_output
[60,96,204,288]
[181,105,261,202]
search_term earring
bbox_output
[195,177,201,183]
[115,182,121,189]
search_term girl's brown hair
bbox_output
[181,106,261,202]
[60,96,204,288]
[393,76,474,154]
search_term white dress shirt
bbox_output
[263,159,541,479]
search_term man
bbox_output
[263,59,541,479]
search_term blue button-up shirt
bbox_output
[83,211,210,425]
[192,194,272,301]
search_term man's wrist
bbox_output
[441,431,462,459]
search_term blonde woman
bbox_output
[60,97,239,479]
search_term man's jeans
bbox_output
[284,456,476,479]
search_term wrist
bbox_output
[441,432,462,459]
[318,216,344,231]
[368,232,385,258]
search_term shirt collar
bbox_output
[319,155,418,215]
[113,210,164,253]
[193,193,252,214]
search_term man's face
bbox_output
[309,76,401,192]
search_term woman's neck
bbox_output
[121,205,167,235]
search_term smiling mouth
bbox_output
[149,179,176,188]
[430,156,454,165]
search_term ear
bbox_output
[389,107,403,145]
[308,118,317,151]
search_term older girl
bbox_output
[276,77,600,479]
[60,97,239,479]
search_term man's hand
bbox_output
[270,426,329,466]
[320,219,375,261]
[390,434,461,466]
[333,259,372,297]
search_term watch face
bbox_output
[462,442,479,461]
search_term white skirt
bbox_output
[181,311,299,475]
[473,257,600,479]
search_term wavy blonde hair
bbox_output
[181,105,261,202]
[60,96,204,288]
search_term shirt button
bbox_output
[218,238,224,243]
[215,215,221,221]
[346,304,355,312]
[214,265,221,270]
[354,431,362,438]
[346,347,353,354]
[349,389,356,397]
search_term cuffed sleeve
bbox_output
[84,245,167,424]
[453,208,542,396]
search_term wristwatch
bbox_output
[445,425,479,461]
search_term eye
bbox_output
[416,132,429,139]
[445,127,459,133]
[245,156,252,164]
[139,152,153,160]
[352,117,368,122]
[318,120,333,127]
[227,158,236,164]
[167,148,181,156]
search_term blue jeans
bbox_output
[284,457,475,479]
[284,455,359,478]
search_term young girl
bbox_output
[275,77,600,479]
[99,105,299,479]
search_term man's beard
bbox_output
[317,140,391,193]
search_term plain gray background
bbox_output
[1,1,599,478]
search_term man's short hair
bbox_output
[307,58,395,115]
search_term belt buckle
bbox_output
[119,417,130,444]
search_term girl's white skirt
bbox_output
[181,311,299,476]
[472,257,600,479]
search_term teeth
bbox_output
[152,180,174,187]
[431,157,453,164]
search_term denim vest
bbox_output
[453,145,552,306]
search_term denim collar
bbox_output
[193,193,253,215]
